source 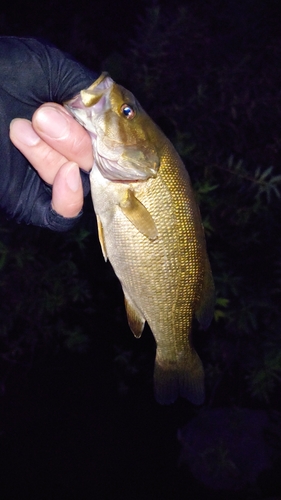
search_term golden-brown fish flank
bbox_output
[65,73,215,405]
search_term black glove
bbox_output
[0,36,97,231]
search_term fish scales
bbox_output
[65,73,215,405]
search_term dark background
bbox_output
[1,1,281,499]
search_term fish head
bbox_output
[65,73,161,181]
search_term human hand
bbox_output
[0,36,97,231]
[10,103,93,219]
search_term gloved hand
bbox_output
[0,36,97,231]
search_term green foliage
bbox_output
[120,2,281,407]
[0,218,96,386]
[246,349,281,404]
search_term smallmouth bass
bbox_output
[65,73,215,405]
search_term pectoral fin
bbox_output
[96,215,107,261]
[119,189,158,241]
[124,291,145,338]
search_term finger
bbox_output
[52,162,84,218]
[32,103,93,172]
[10,118,68,185]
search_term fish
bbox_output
[64,72,215,405]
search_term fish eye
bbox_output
[120,103,136,120]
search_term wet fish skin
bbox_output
[65,73,215,405]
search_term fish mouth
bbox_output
[64,71,112,113]
[84,72,110,88]
[87,72,110,89]
[80,73,114,108]
[64,74,114,133]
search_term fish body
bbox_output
[65,73,215,404]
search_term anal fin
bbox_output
[119,189,158,241]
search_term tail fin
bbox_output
[153,349,205,405]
